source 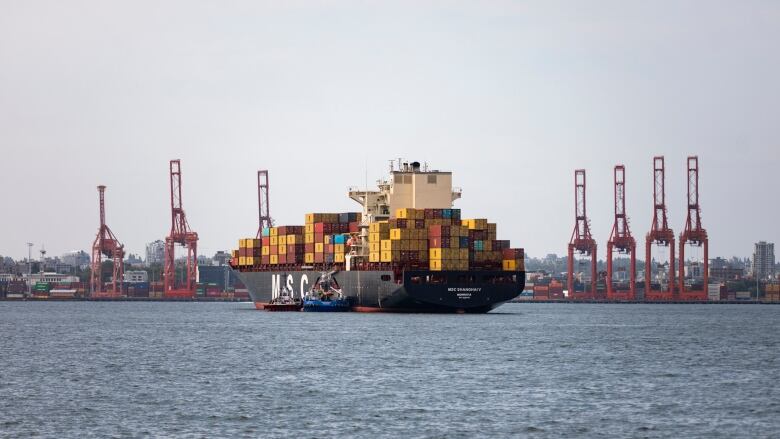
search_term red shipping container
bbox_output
[502,248,524,259]
[305,243,314,253]
[262,237,270,246]
[278,254,287,264]
[315,233,324,242]
[314,223,325,233]
[278,226,287,235]
[428,225,451,237]
[349,222,359,233]
[270,245,278,255]
[314,253,324,263]
[261,255,270,264]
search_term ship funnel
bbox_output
[411,161,421,172]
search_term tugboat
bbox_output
[302,271,351,312]
[264,284,302,311]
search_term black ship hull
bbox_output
[234,269,525,313]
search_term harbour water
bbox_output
[1,302,778,438]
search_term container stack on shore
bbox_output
[232,208,524,273]
[766,284,780,302]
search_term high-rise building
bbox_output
[61,250,90,268]
[709,257,744,282]
[753,241,775,280]
[145,240,165,266]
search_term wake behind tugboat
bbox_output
[302,271,351,312]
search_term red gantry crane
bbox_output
[606,165,636,301]
[256,170,273,238]
[678,156,708,301]
[90,185,125,298]
[163,159,199,298]
[645,156,675,301]
[567,169,598,300]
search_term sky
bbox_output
[1,0,778,261]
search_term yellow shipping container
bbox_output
[462,219,488,230]
[369,242,380,253]
[369,232,380,242]
[315,242,324,253]
[305,213,324,224]
[270,236,278,246]
[278,235,287,246]
[278,245,286,255]
[305,253,314,264]
[305,233,314,244]
[430,248,442,260]
[503,260,517,271]
[270,255,278,264]
[261,246,270,256]
[286,235,297,245]
[390,229,413,240]
[396,208,421,219]
[325,235,332,245]
[239,239,246,248]
[335,244,345,254]
[460,249,468,260]
[380,251,393,262]
[305,224,314,234]
[369,222,390,233]
[239,256,246,266]
[369,252,380,263]
[335,253,345,263]
[381,240,392,251]
[270,227,278,237]
[246,257,255,265]
[430,260,442,271]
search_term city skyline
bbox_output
[1,1,779,260]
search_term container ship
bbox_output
[230,161,525,313]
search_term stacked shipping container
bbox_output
[233,208,524,273]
